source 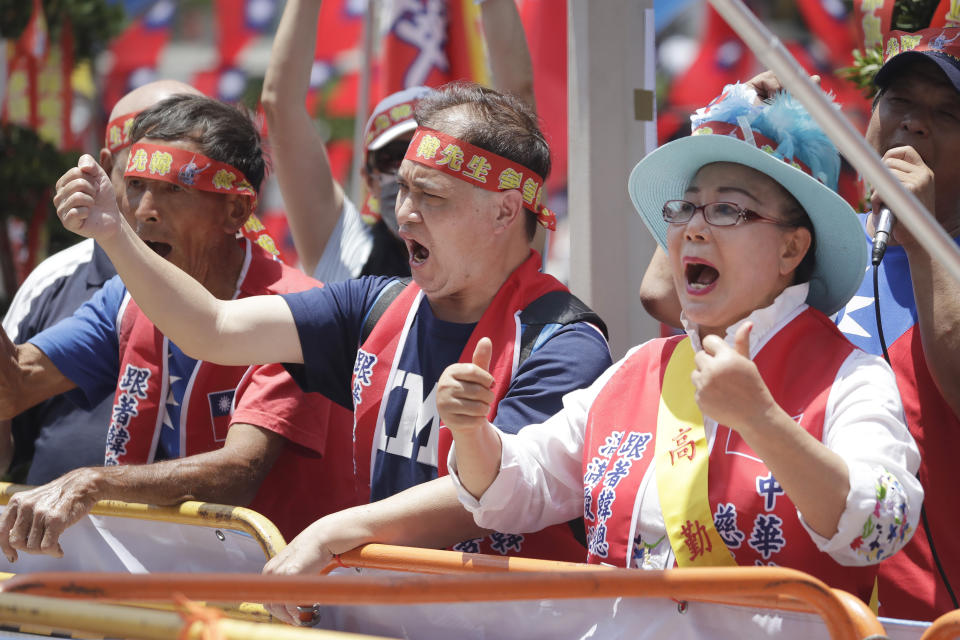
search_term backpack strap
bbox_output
[517,290,608,366]
[361,283,607,366]
[360,278,412,345]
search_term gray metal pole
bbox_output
[351,0,378,206]
[568,0,658,358]
[710,0,960,285]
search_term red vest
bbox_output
[104,241,361,540]
[878,324,960,620]
[583,309,877,602]
[353,251,589,561]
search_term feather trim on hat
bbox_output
[690,82,841,190]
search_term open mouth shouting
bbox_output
[684,257,719,295]
[405,238,430,267]
[144,240,173,259]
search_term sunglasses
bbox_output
[662,200,793,227]
[366,139,412,175]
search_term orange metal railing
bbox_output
[923,609,960,640]
[0,558,885,640]
[0,482,287,560]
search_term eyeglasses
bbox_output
[662,200,793,227]
[366,139,411,175]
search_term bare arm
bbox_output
[261,0,345,276]
[639,246,682,327]
[904,240,960,415]
[263,476,484,624]
[480,0,535,111]
[0,331,75,420]
[0,420,11,476]
[0,422,285,562]
[53,160,303,366]
[874,146,960,416]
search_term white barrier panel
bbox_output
[311,568,931,640]
[0,506,267,574]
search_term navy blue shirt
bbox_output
[282,276,612,501]
[3,240,117,484]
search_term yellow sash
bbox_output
[654,338,736,567]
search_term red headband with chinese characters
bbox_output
[124,142,283,260]
[404,128,557,231]
[105,111,142,153]
[124,142,258,198]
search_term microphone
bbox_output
[872,207,895,266]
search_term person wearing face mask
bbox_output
[261,0,537,284]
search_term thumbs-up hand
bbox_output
[437,337,496,437]
[691,322,776,435]
[53,155,123,241]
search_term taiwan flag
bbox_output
[207,389,236,442]
[102,0,176,115]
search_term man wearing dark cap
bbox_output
[832,26,960,621]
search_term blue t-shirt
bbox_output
[30,275,199,462]
[30,275,128,412]
[4,241,117,483]
[282,276,612,501]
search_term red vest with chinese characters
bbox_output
[106,242,320,465]
[582,309,878,601]
[353,251,588,561]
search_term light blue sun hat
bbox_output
[627,84,866,316]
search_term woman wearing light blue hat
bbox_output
[436,84,923,602]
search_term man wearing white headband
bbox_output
[0,95,360,561]
[52,84,612,594]
[261,0,537,283]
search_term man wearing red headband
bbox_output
[261,0,537,284]
[0,94,361,561]
[0,80,201,485]
[638,27,960,620]
[53,83,612,570]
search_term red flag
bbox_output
[927,0,960,28]
[796,0,857,66]
[666,6,756,125]
[519,0,567,192]
[102,2,175,114]
[376,0,489,100]
[852,0,895,51]
[16,0,48,61]
[215,0,279,66]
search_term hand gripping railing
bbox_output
[0,482,287,627]
[922,609,960,640]
[0,481,287,560]
[0,549,886,640]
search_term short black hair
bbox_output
[130,94,266,191]
[415,82,549,240]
